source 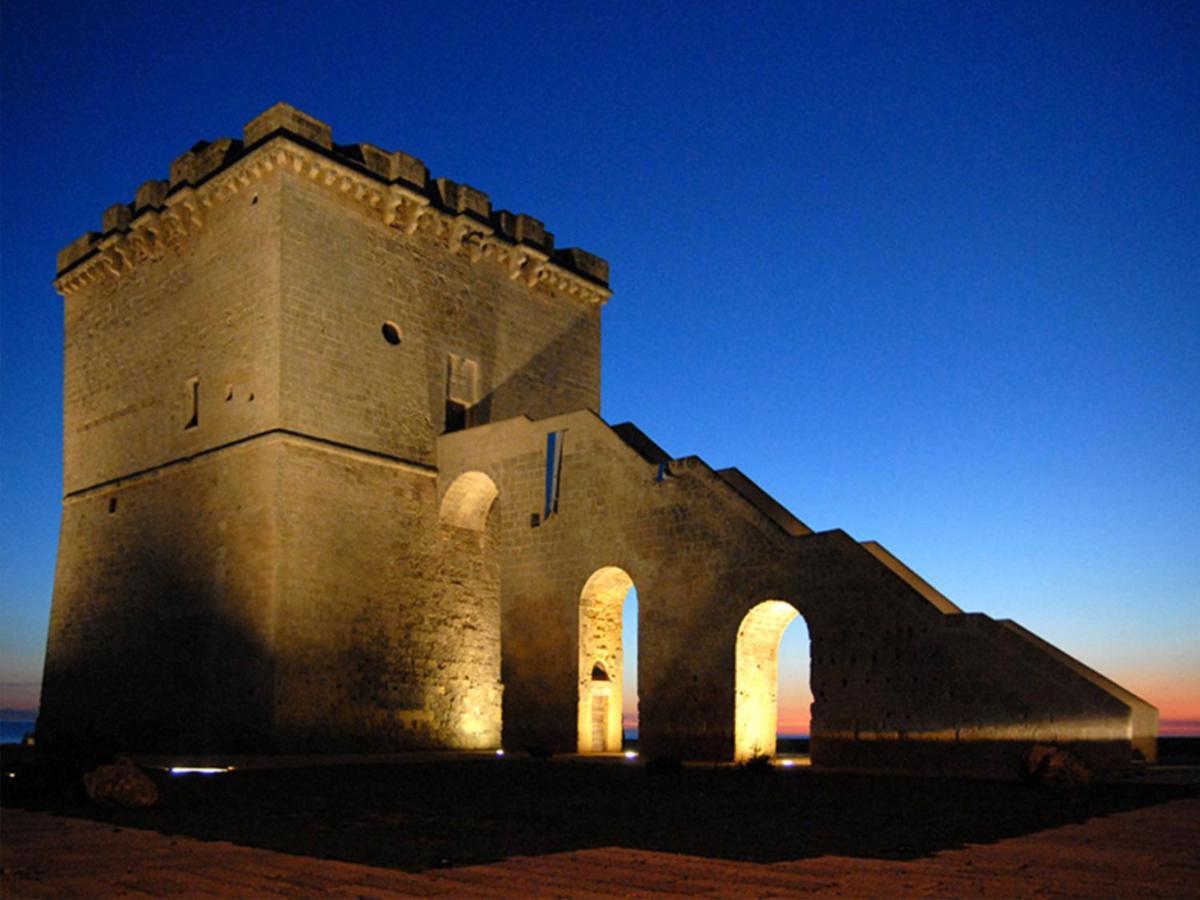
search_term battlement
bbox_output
[55,103,610,300]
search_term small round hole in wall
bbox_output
[381,321,402,345]
[251,194,259,205]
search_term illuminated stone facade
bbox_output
[41,104,1157,776]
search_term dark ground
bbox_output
[3,740,1198,873]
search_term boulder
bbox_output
[82,758,159,808]
[1021,744,1092,786]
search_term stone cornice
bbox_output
[55,104,611,306]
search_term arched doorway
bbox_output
[734,599,806,761]
[439,470,498,531]
[578,566,634,753]
[436,470,502,749]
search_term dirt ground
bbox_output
[3,748,1198,896]
[4,794,1199,897]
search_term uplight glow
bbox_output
[168,766,234,775]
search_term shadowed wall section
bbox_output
[39,442,279,754]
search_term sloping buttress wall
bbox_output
[437,410,1154,777]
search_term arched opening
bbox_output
[578,566,634,753]
[734,599,808,761]
[621,587,639,748]
[776,613,813,758]
[439,470,498,531]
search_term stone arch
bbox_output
[577,565,634,753]
[734,599,802,761]
[438,470,499,531]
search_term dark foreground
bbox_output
[3,747,1197,873]
[3,798,1198,898]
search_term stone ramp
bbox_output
[859,539,963,614]
[996,617,1159,759]
[5,797,1199,897]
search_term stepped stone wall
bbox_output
[41,104,1155,776]
[438,412,1157,774]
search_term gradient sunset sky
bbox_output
[2,1,1197,735]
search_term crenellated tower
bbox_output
[43,103,609,753]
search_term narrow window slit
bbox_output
[184,377,199,429]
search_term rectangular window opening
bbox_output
[185,377,199,429]
[444,354,480,434]
[445,399,467,434]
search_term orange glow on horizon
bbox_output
[1108,670,1200,734]
[776,713,811,736]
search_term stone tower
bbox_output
[44,104,1156,777]
[42,103,608,753]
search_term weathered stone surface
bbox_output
[82,758,159,808]
[243,101,332,149]
[133,179,168,212]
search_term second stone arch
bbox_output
[577,565,636,753]
[734,598,805,761]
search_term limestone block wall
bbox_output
[59,166,283,495]
[438,411,803,755]
[271,438,501,751]
[439,411,1156,776]
[39,441,279,753]
[45,155,285,754]
[278,165,602,465]
[53,101,609,497]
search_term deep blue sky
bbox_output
[2,1,1197,727]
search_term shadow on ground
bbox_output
[4,752,1196,872]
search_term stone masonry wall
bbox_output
[40,440,279,753]
[271,438,501,751]
[277,164,601,467]
[439,411,1154,776]
[45,161,284,753]
[61,170,282,495]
